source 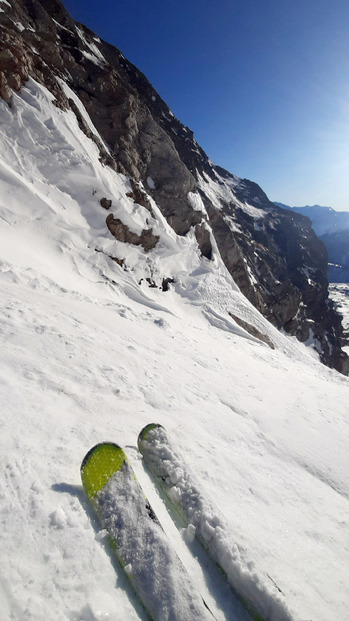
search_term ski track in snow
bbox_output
[0,79,349,621]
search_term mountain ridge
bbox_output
[275,202,349,235]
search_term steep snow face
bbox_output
[197,170,267,220]
[0,78,200,295]
[0,78,296,351]
[1,79,349,621]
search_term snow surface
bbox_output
[14,20,25,31]
[146,176,156,190]
[75,26,107,66]
[0,78,349,621]
[187,191,208,217]
[197,171,267,219]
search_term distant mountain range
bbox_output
[275,203,349,283]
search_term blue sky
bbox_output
[63,0,349,211]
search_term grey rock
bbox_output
[100,197,112,210]
[106,214,159,252]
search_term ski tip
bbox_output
[137,423,164,448]
[81,442,126,499]
[81,442,123,471]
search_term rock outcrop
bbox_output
[105,214,159,252]
[1,0,348,374]
[276,203,349,284]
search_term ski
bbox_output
[81,442,214,621]
[138,424,294,621]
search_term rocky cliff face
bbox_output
[321,231,349,283]
[1,0,348,374]
[276,204,349,284]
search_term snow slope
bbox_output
[1,79,349,621]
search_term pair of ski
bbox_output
[81,424,293,621]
